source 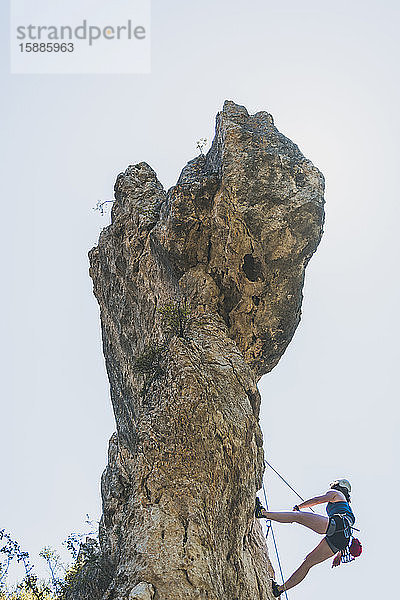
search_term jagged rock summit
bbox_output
[86,101,325,600]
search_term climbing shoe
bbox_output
[255,497,266,518]
[271,581,282,598]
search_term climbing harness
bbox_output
[336,532,363,564]
[326,513,353,538]
[325,513,355,556]
[334,513,353,536]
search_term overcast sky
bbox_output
[1,1,399,598]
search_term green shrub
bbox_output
[158,300,191,339]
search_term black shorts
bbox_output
[325,515,352,553]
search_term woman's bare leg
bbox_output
[262,509,329,534]
[276,538,335,593]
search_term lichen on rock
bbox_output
[88,100,325,599]
[129,582,155,600]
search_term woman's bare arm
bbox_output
[297,490,339,509]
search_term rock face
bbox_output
[88,101,325,600]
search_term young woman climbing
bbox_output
[255,478,359,597]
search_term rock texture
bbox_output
[87,101,325,600]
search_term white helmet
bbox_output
[330,478,351,492]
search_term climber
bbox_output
[255,478,361,597]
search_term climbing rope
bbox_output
[259,459,362,596]
[264,460,315,512]
[261,480,289,600]
[260,459,331,599]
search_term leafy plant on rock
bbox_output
[158,299,191,340]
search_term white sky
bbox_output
[1,1,399,598]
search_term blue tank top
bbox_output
[326,501,355,524]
